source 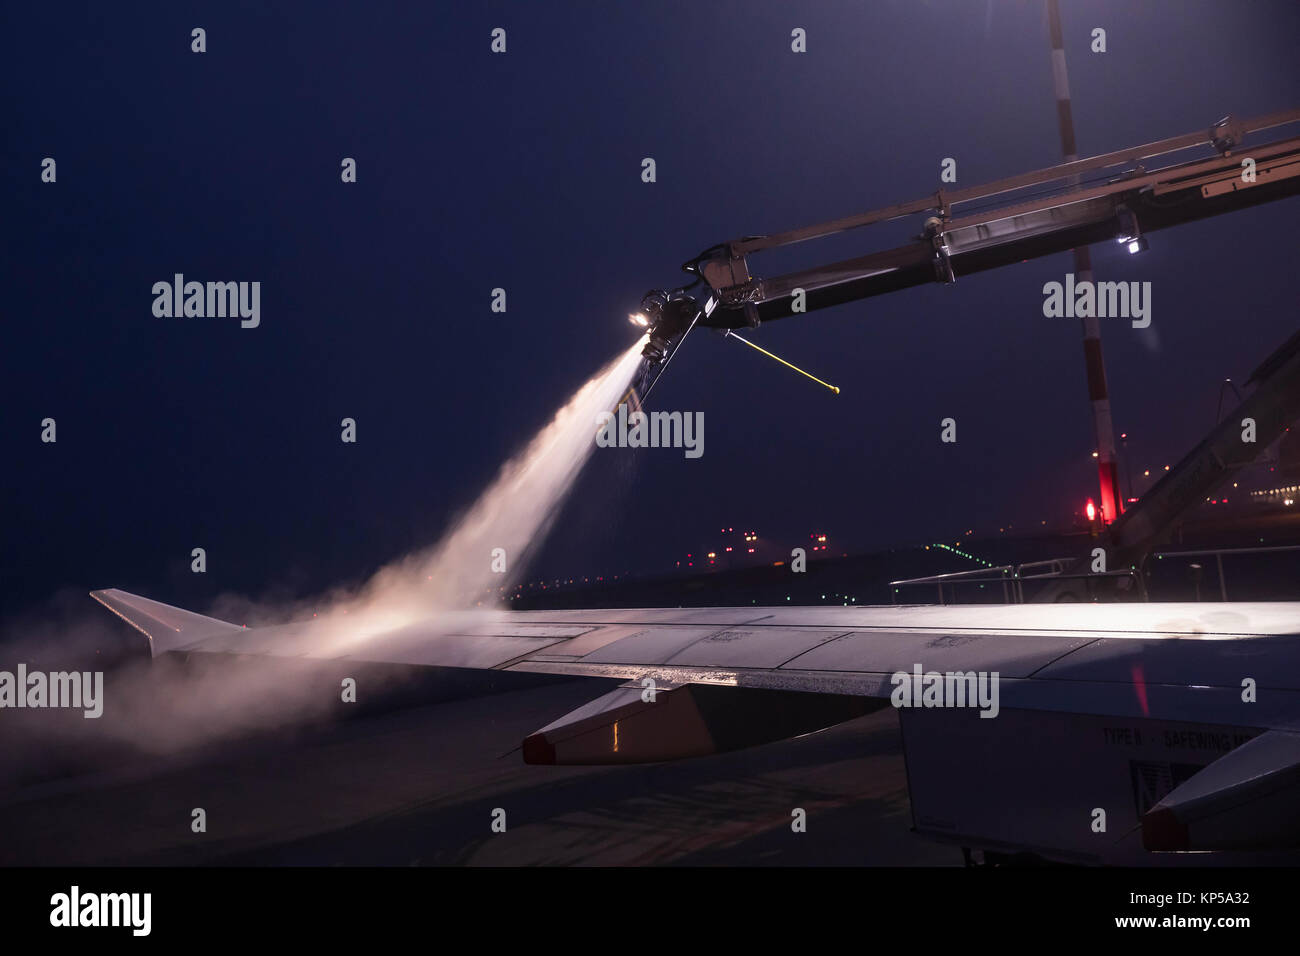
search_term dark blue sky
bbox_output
[4,0,1299,619]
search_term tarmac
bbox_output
[0,660,954,867]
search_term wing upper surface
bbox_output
[91,590,1300,726]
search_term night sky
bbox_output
[4,0,1299,623]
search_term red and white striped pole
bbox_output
[1047,0,1122,524]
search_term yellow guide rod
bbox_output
[724,331,840,395]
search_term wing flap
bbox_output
[523,681,884,765]
[1143,729,1300,851]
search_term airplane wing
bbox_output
[91,588,1300,860]
[90,587,1300,746]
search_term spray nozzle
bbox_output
[638,291,699,365]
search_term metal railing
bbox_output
[890,544,1300,604]
[889,559,1138,604]
[1152,544,1300,601]
[888,565,1016,605]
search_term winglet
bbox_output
[90,588,242,658]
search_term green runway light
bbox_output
[932,542,993,567]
